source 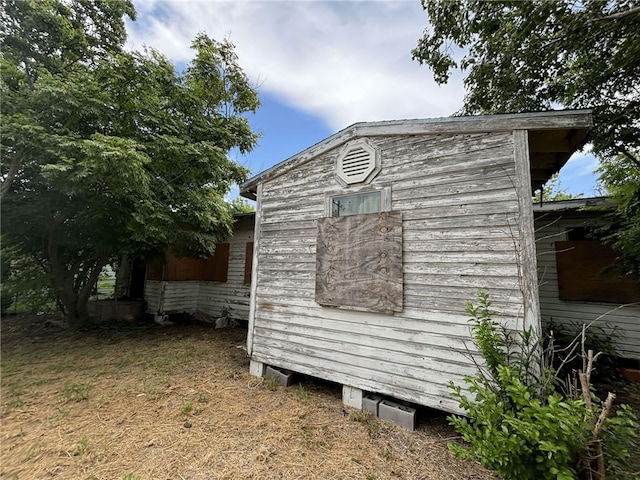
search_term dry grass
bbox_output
[1,313,495,480]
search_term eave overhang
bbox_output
[240,109,593,200]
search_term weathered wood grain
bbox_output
[143,216,254,323]
[535,213,640,360]
[315,211,403,313]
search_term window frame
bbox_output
[325,186,391,217]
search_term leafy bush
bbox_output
[448,291,638,480]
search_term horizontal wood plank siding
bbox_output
[197,216,254,323]
[535,214,640,360]
[251,131,531,413]
[144,216,254,323]
[144,281,200,314]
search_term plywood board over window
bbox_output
[146,243,230,282]
[555,240,640,303]
[244,242,254,285]
[316,211,402,313]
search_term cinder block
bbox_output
[265,366,294,387]
[378,399,417,431]
[362,394,383,415]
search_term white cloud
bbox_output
[565,144,600,176]
[125,0,465,130]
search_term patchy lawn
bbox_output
[1,313,495,480]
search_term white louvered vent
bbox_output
[335,139,381,186]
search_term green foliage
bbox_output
[295,383,309,403]
[449,370,589,480]
[533,173,583,204]
[1,239,57,313]
[412,1,640,272]
[181,402,193,415]
[448,292,638,480]
[591,153,640,276]
[62,381,92,402]
[75,434,89,457]
[228,197,255,214]
[1,1,260,327]
[601,404,640,476]
[412,1,639,161]
[265,377,279,391]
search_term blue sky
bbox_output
[125,0,601,200]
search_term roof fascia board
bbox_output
[240,109,593,198]
[532,196,612,212]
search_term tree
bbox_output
[412,0,640,272]
[228,197,255,214]
[1,0,260,327]
[533,173,583,204]
[591,153,640,275]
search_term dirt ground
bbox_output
[1,313,496,480]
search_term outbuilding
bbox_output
[143,213,255,326]
[534,197,640,362]
[240,110,593,414]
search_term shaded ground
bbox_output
[1,313,495,480]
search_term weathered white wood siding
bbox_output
[144,281,199,314]
[535,214,640,360]
[198,216,253,323]
[143,216,254,324]
[250,132,535,414]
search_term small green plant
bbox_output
[197,393,210,404]
[121,474,141,480]
[365,473,376,480]
[115,358,131,368]
[295,383,308,402]
[181,402,193,415]
[48,409,70,426]
[265,377,279,391]
[75,434,89,457]
[448,291,638,480]
[26,442,45,459]
[62,381,91,402]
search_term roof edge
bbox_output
[240,109,593,199]
[532,196,612,212]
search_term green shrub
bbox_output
[448,291,638,480]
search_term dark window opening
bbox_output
[566,227,590,241]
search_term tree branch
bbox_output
[1,154,22,199]
[77,254,110,309]
[620,147,640,169]
[587,6,640,24]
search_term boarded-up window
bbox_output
[146,243,229,282]
[200,243,229,282]
[555,241,640,303]
[316,211,402,313]
[244,242,254,285]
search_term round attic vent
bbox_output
[335,139,381,186]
